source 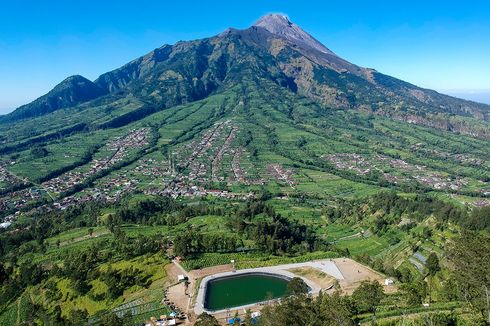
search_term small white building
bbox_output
[384,278,394,285]
[251,311,261,318]
[177,274,188,282]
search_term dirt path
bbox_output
[57,229,110,247]
[164,260,201,324]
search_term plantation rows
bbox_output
[181,251,339,271]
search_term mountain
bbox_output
[2,75,107,122]
[254,14,337,55]
[0,14,489,209]
[4,14,489,131]
[1,14,490,325]
[250,14,490,124]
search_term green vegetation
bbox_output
[0,14,489,325]
[0,192,488,325]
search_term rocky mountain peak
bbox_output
[253,13,336,56]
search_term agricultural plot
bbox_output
[335,235,389,256]
[1,79,489,230]
[323,152,478,192]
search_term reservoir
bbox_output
[204,273,290,311]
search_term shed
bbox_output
[384,278,394,285]
[177,274,188,282]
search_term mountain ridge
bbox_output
[2,75,107,122]
[2,14,490,128]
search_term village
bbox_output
[0,163,29,190]
[2,121,489,229]
[0,128,150,213]
[0,122,300,225]
[323,152,482,191]
[42,128,151,194]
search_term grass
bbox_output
[324,223,359,242]
[0,302,17,325]
[0,83,487,324]
[45,226,109,246]
[3,84,489,213]
[47,254,169,318]
[336,235,389,256]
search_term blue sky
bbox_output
[1,0,490,113]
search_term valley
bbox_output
[0,13,489,326]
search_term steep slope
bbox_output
[93,31,297,108]
[246,14,490,123]
[254,14,337,56]
[2,14,489,133]
[3,75,107,122]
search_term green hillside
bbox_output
[0,13,489,326]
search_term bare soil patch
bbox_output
[188,264,234,279]
[287,266,335,288]
[333,258,396,294]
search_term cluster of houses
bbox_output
[0,129,150,216]
[212,126,238,181]
[267,164,296,187]
[145,176,255,200]
[133,158,170,178]
[0,186,47,214]
[413,145,486,167]
[177,121,230,173]
[231,148,246,183]
[474,199,490,207]
[231,148,265,185]
[0,164,29,189]
[0,120,299,224]
[324,153,374,175]
[0,164,36,212]
[43,128,150,194]
[5,121,490,230]
[323,152,475,191]
[171,121,254,186]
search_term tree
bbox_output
[30,145,49,158]
[426,252,441,303]
[287,277,309,295]
[448,231,490,323]
[195,312,220,326]
[121,311,133,326]
[100,312,121,326]
[68,309,88,325]
[464,206,490,231]
[399,280,427,306]
[317,291,354,325]
[0,262,8,284]
[260,292,354,326]
[243,309,253,326]
[426,252,440,277]
[352,281,384,315]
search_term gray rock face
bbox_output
[254,14,336,56]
